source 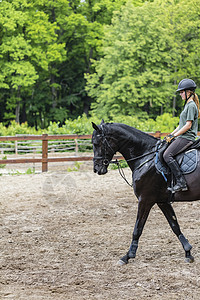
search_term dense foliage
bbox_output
[86,0,200,118]
[0,113,179,136]
[0,0,199,129]
[0,0,133,126]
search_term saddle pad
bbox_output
[155,149,198,175]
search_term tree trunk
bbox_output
[50,73,57,109]
[21,101,27,123]
[83,95,92,116]
[15,86,21,123]
[15,102,20,123]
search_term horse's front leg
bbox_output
[157,202,194,263]
[118,200,153,265]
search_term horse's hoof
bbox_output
[185,256,194,263]
[117,259,128,266]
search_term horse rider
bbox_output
[163,78,200,193]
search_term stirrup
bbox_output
[168,185,188,193]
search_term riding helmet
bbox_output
[176,78,197,92]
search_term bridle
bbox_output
[93,126,157,187]
[93,127,117,167]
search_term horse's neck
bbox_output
[110,124,156,160]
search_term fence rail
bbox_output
[0,138,92,155]
[0,131,199,172]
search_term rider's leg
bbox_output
[163,138,193,192]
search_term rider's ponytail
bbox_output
[189,91,200,118]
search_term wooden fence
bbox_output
[0,131,199,172]
[0,135,94,155]
[0,134,92,172]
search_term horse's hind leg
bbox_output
[157,202,194,263]
[118,201,153,266]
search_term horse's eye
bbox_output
[92,137,101,146]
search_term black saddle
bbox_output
[155,141,198,180]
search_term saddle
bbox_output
[155,140,199,181]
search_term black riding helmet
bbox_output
[176,78,197,92]
[176,78,197,104]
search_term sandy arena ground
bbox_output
[0,162,200,299]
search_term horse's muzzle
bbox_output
[94,164,108,175]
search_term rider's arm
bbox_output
[171,126,180,135]
[173,121,192,137]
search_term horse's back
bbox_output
[174,148,200,202]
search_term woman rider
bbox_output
[163,78,200,193]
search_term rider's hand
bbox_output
[164,134,175,143]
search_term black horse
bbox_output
[92,120,200,265]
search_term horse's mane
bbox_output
[104,122,158,146]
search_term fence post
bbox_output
[42,134,48,172]
[15,140,18,155]
[154,131,161,138]
[75,138,78,156]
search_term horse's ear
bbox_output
[100,119,105,125]
[92,122,100,132]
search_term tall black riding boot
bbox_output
[167,160,188,193]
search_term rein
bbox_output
[110,159,133,187]
[110,150,156,187]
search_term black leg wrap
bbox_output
[179,234,192,251]
[128,240,138,258]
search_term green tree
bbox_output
[0,0,38,122]
[0,0,66,125]
[56,0,132,118]
[86,0,200,119]
[0,0,160,126]
[34,0,145,121]
[166,0,200,115]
